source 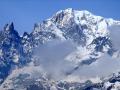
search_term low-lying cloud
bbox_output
[109,25,120,50]
[32,30,120,82]
[72,54,120,79]
[33,40,76,80]
[18,25,120,82]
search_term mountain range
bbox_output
[0,8,120,90]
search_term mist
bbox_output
[69,25,120,81]
[31,25,120,82]
[71,54,120,79]
[33,40,77,81]
[109,25,120,50]
[2,25,120,86]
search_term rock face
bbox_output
[0,8,120,90]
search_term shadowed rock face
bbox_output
[0,23,21,83]
[0,23,30,84]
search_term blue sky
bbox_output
[0,0,120,35]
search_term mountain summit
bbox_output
[0,8,120,90]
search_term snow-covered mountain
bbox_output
[0,8,120,90]
[0,22,35,84]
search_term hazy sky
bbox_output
[0,0,120,34]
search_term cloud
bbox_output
[32,32,120,82]
[33,39,76,81]
[108,25,120,50]
[71,54,120,79]
[4,24,120,84]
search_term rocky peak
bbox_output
[4,22,14,31]
[23,32,30,38]
[2,22,20,42]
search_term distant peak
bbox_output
[23,32,29,37]
[4,22,14,31]
[64,8,73,13]
[55,8,73,15]
[51,8,95,26]
[55,8,91,16]
[9,22,14,30]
